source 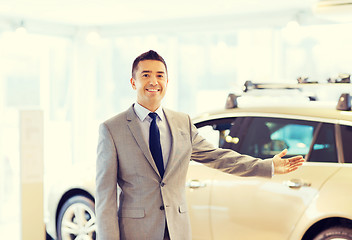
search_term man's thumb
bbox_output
[278,149,288,158]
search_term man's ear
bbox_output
[130,78,136,90]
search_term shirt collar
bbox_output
[134,102,164,122]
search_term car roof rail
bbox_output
[243,80,300,92]
[243,80,254,92]
[336,93,351,111]
[328,73,351,83]
[225,93,239,109]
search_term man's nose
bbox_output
[149,76,158,85]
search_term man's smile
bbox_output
[146,88,161,92]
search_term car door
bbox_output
[186,161,217,240]
[208,117,341,240]
[187,118,239,240]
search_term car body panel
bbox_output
[289,165,352,240]
[186,161,217,240]
[193,106,352,126]
[210,163,341,240]
[186,160,343,240]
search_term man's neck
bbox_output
[137,102,160,113]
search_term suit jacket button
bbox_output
[160,206,165,210]
[160,182,165,187]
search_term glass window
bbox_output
[197,125,221,148]
[309,123,337,163]
[195,118,239,148]
[219,117,245,151]
[239,117,317,159]
[339,125,352,163]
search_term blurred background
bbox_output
[1,0,352,238]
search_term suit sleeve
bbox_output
[189,116,273,178]
[96,123,120,240]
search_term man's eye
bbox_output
[142,74,150,77]
[157,75,164,78]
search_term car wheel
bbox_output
[313,226,352,240]
[56,195,96,240]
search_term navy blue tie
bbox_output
[149,112,164,178]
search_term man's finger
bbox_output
[290,162,304,168]
[288,166,299,172]
[287,155,304,162]
[288,155,303,161]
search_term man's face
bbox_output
[131,60,168,111]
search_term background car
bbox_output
[46,93,352,240]
[45,165,96,240]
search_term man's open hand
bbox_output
[273,149,305,174]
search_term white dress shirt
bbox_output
[133,102,172,169]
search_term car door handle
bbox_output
[186,180,206,189]
[284,179,311,189]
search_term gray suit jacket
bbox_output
[96,105,272,240]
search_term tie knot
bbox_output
[149,112,158,121]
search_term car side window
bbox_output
[197,125,221,147]
[309,123,338,163]
[239,117,317,159]
[340,124,352,163]
[196,118,238,148]
[219,117,245,151]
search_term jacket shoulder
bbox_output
[102,107,131,127]
[163,108,189,120]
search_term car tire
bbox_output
[313,226,352,240]
[56,195,96,240]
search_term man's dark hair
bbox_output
[132,50,168,78]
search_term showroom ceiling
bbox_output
[0,0,315,26]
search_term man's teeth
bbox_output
[148,89,159,92]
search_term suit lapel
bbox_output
[126,106,161,178]
[163,109,179,177]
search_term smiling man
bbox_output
[95,50,304,240]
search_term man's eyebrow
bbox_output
[140,70,165,74]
